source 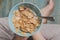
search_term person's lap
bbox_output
[0,18,60,40]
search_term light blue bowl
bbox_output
[8,2,42,37]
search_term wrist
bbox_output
[42,18,47,24]
[41,16,47,24]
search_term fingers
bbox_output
[49,0,54,5]
[22,37,28,40]
[18,36,28,40]
[44,0,54,10]
[21,36,29,40]
[13,34,29,40]
[48,0,54,10]
[40,0,54,17]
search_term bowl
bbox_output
[8,2,42,37]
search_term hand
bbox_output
[33,0,54,40]
[40,0,54,17]
[40,0,54,23]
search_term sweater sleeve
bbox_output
[0,17,14,40]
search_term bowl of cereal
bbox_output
[8,2,42,37]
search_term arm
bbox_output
[32,0,54,40]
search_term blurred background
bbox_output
[0,0,60,24]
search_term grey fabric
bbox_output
[0,18,14,40]
[40,24,60,40]
[0,18,60,40]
